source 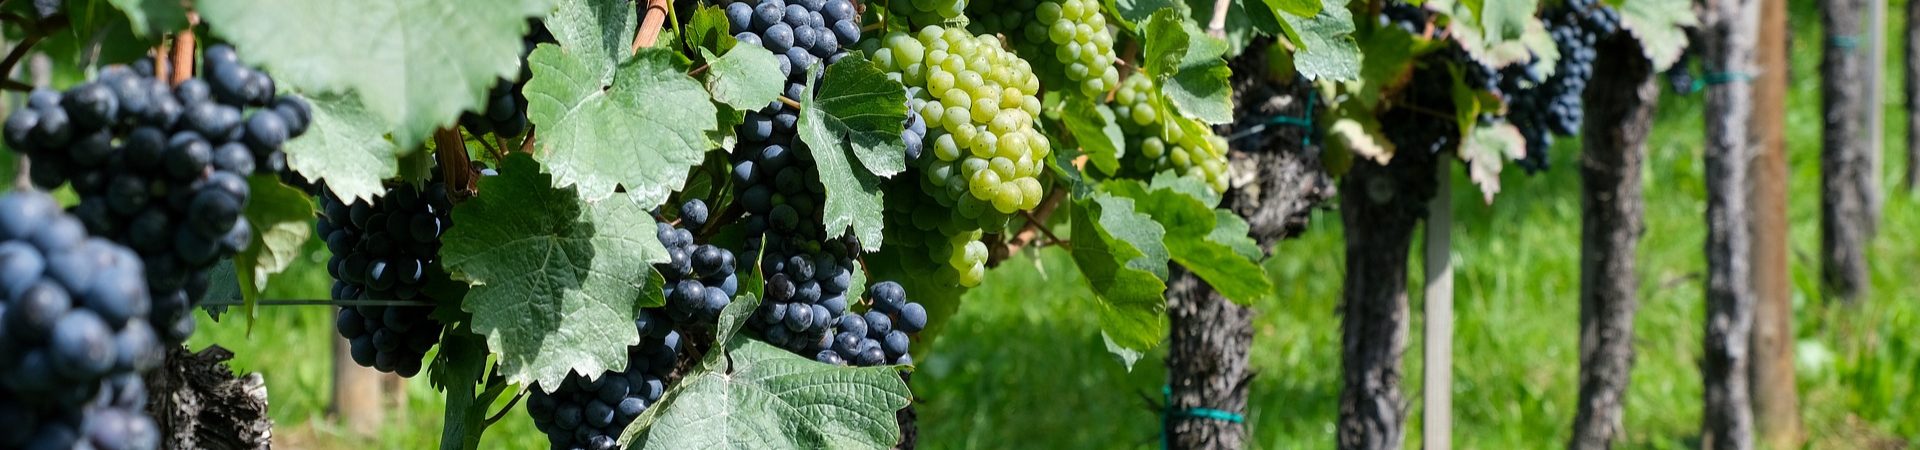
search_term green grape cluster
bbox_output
[1111,75,1231,193]
[885,0,967,29]
[867,26,1050,217]
[968,0,1119,98]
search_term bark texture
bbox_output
[1909,0,1920,191]
[1336,141,1435,450]
[146,346,273,450]
[1701,0,1761,447]
[1749,0,1804,444]
[1568,32,1658,450]
[1821,0,1872,301]
[1164,40,1333,450]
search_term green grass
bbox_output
[191,4,1918,448]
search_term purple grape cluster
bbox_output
[460,20,555,139]
[4,46,313,343]
[319,180,455,377]
[657,199,739,324]
[0,191,162,450]
[527,309,680,450]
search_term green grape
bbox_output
[865,26,1049,215]
[1110,75,1232,193]
[966,0,1118,99]
[891,0,967,27]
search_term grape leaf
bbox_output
[1444,0,1555,70]
[1618,0,1696,71]
[105,0,187,36]
[1106,0,1188,31]
[702,45,784,114]
[232,176,317,321]
[440,154,670,388]
[1475,0,1535,42]
[802,54,910,178]
[1142,10,1234,124]
[1271,0,1361,81]
[1104,177,1269,304]
[196,0,552,148]
[284,92,406,205]
[796,63,892,251]
[543,0,638,67]
[620,290,909,449]
[685,3,740,58]
[1460,120,1524,204]
[1061,98,1124,175]
[619,333,910,449]
[527,46,718,206]
[1266,0,1320,17]
[1326,102,1391,165]
[1069,191,1169,353]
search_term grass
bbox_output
[191,3,1917,448]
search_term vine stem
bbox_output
[1000,185,1069,260]
[169,13,198,85]
[518,127,538,154]
[633,0,670,51]
[483,386,527,426]
[435,127,478,198]
[0,13,65,85]
[689,63,711,78]
[778,95,803,109]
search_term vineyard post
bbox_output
[1821,0,1873,301]
[1700,0,1761,445]
[1420,156,1452,450]
[1866,0,1886,224]
[1748,0,1804,444]
[331,331,389,434]
[1568,30,1658,450]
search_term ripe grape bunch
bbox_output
[657,200,738,323]
[527,309,680,450]
[3,45,313,343]
[319,179,456,377]
[868,26,1049,217]
[460,20,554,139]
[1506,0,1617,171]
[1110,75,1231,193]
[0,191,164,450]
[968,0,1120,98]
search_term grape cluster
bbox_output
[726,0,860,81]
[968,0,1120,98]
[1384,64,1460,155]
[1110,75,1231,193]
[4,46,313,343]
[868,26,1049,216]
[657,200,739,324]
[319,180,455,377]
[1379,2,1431,35]
[460,21,554,139]
[528,309,680,450]
[1504,0,1617,171]
[0,191,163,450]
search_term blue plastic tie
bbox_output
[1159,385,1247,449]
[1690,71,1756,92]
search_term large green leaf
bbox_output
[527,46,717,206]
[1061,98,1124,175]
[106,0,187,36]
[1069,191,1169,354]
[1142,10,1234,124]
[1106,0,1187,31]
[1618,0,1696,71]
[619,294,911,449]
[544,0,638,66]
[232,176,317,321]
[684,3,740,58]
[702,45,783,111]
[196,0,552,148]
[1104,177,1269,304]
[796,63,893,251]
[440,154,670,388]
[802,54,910,178]
[1272,0,1360,81]
[284,93,406,204]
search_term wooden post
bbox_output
[1422,159,1453,450]
[332,316,388,435]
[1748,0,1804,444]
